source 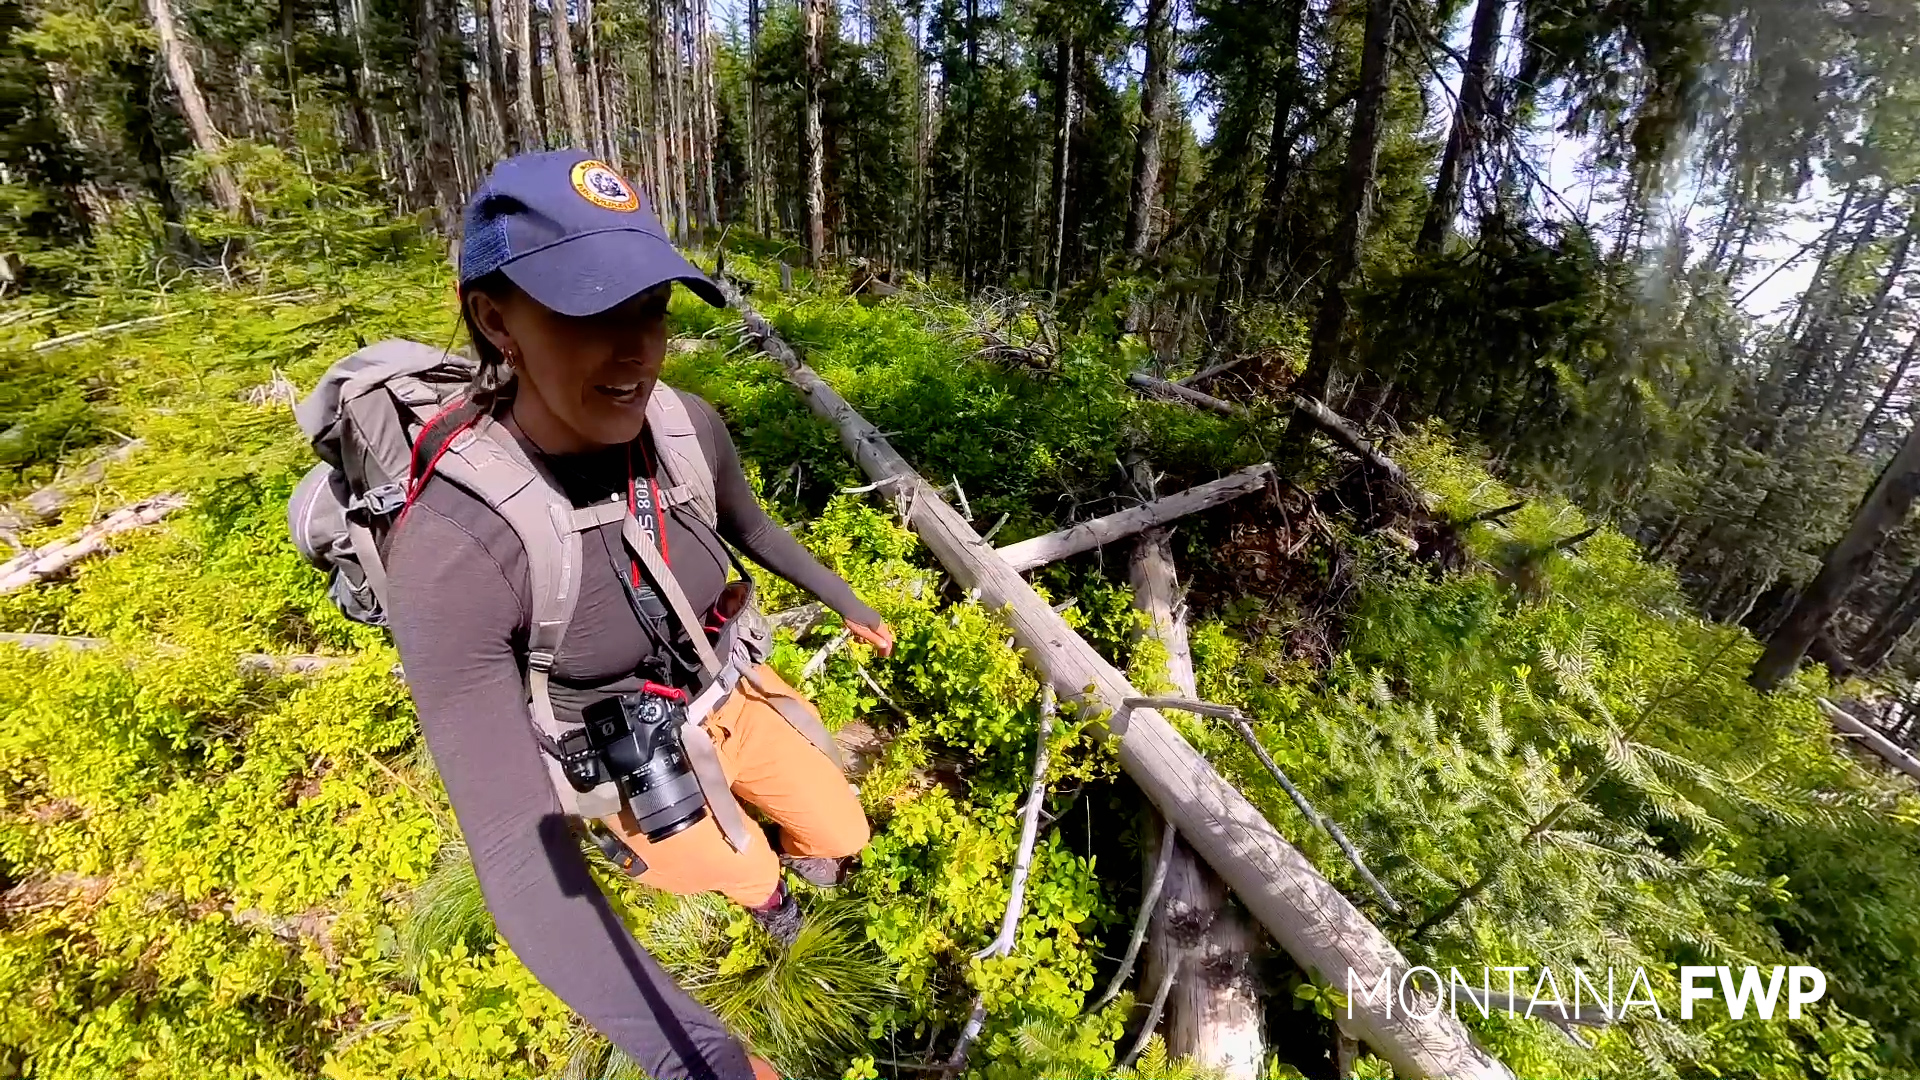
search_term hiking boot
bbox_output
[780,853,850,888]
[749,885,803,947]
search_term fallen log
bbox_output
[1126,372,1411,490]
[1129,371,1241,417]
[0,632,352,676]
[1177,356,1246,387]
[31,310,195,352]
[993,464,1274,572]
[1819,698,1920,784]
[1131,528,1264,1079]
[0,494,185,594]
[10,438,146,526]
[28,290,318,353]
[721,280,1514,1080]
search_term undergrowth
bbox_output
[0,238,1916,1080]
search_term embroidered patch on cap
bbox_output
[570,159,640,212]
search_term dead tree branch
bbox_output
[1126,696,1403,916]
[975,685,1057,960]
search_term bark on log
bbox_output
[1132,529,1264,1079]
[722,284,1514,1080]
[0,632,353,676]
[1127,372,1411,490]
[2,438,145,527]
[0,495,185,594]
[994,465,1273,573]
[1819,698,1920,784]
[1130,370,1241,416]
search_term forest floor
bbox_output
[1,244,1917,1080]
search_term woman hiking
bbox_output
[384,149,890,1080]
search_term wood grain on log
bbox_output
[0,495,185,594]
[1132,528,1264,1078]
[722,286,1514,1080]
[995,465,1273,572]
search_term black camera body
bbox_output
[576,684,708,842]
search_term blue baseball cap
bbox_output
[458,149,726,315]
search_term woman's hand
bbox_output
[749,1055,781,1079]
[844,620,894,657]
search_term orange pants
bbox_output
[600,665,870,907]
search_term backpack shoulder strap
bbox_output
[646,385,717,527]
[425,417,613,812]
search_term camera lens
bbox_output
[584,691,709,842]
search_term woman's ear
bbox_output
[467,290,518,365]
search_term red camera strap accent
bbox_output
[624,439,670,588]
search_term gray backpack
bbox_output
[288,340,478,624]
[288,338,722,625]
[289,338,838,854]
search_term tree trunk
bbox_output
[350,0,392,181]
[691,0,718,226]
[114,47,193,252]
[668,0,689,239]
[143,0,244,214]
[748,0,764,233]
[997,466,1275,571]
[1245,0,1307,297]
[329,0,377,155]
[511,0,539,149]
[581,0,607,158]
[1291,0,1397,412]
[1416,0,1503,254]
[477,0,518,154]
[1852,563,1920,673]
[548,0,587,147]
[1752,421,1920,690]
[413,0,462,228]
[1142,815,1266,1078]
[802,0,828,264]
[648,0,675,230]
[1122,0,1171,257]
[1853,332,1920,453]
[530,1,551,146]
[960,0,979,290]
[1046,32,1074,292]
[1819,199,1918,424]
[1780,180,1862,353]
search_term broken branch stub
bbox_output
[720,281,1514,1080]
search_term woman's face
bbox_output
[469,283,672,452]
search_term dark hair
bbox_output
[459,271,518,415]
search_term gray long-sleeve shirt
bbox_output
[384,389,878,1079]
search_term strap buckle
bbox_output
[358,481,407,517]
[527,648,557,673]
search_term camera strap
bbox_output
[615,512,758,851]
